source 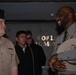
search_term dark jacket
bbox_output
[15,43,46,75]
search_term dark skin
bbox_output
[48,54,66,71]
[56,6,75,30]
[48,6,75,71]
[52,58,66,71]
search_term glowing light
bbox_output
[34,35,56,47]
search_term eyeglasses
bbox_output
[26,37,32,40]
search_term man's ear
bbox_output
[16,37,18,41]
[69,13,72,18]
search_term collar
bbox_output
[23,44,27,50]
[67,22,76,35]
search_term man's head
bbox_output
[0,9,6,37]
[56,6,75,29]
[26,31,33,45]
[16,30,27,46]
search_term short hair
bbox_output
[16,30,26,37]
[26,30,32,36]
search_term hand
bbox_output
[48,54,58,68]
[52,60,66,72]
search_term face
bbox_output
[26,34,32,45]
[16,34,27,46]
[0,19,6,37]
[56,8,70,29]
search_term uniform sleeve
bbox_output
[11,42,19,67]
[11,48,19,67]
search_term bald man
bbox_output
[48,6,76,75]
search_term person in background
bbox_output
[26,30,46,75]
[0,9,19,75]
[48,6,76,75]
[15,30,28,75]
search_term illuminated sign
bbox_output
[34,35,57,47]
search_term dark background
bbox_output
[0,0,76,2]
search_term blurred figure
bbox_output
[0,9,19,75]
[15,30,28,75]
[26,30,46,75]
[48,6,76,75]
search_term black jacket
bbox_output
[15,43,46,75]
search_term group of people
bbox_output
[15,30,46,75]
[0,5,76,75]
[0,8,46,75]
